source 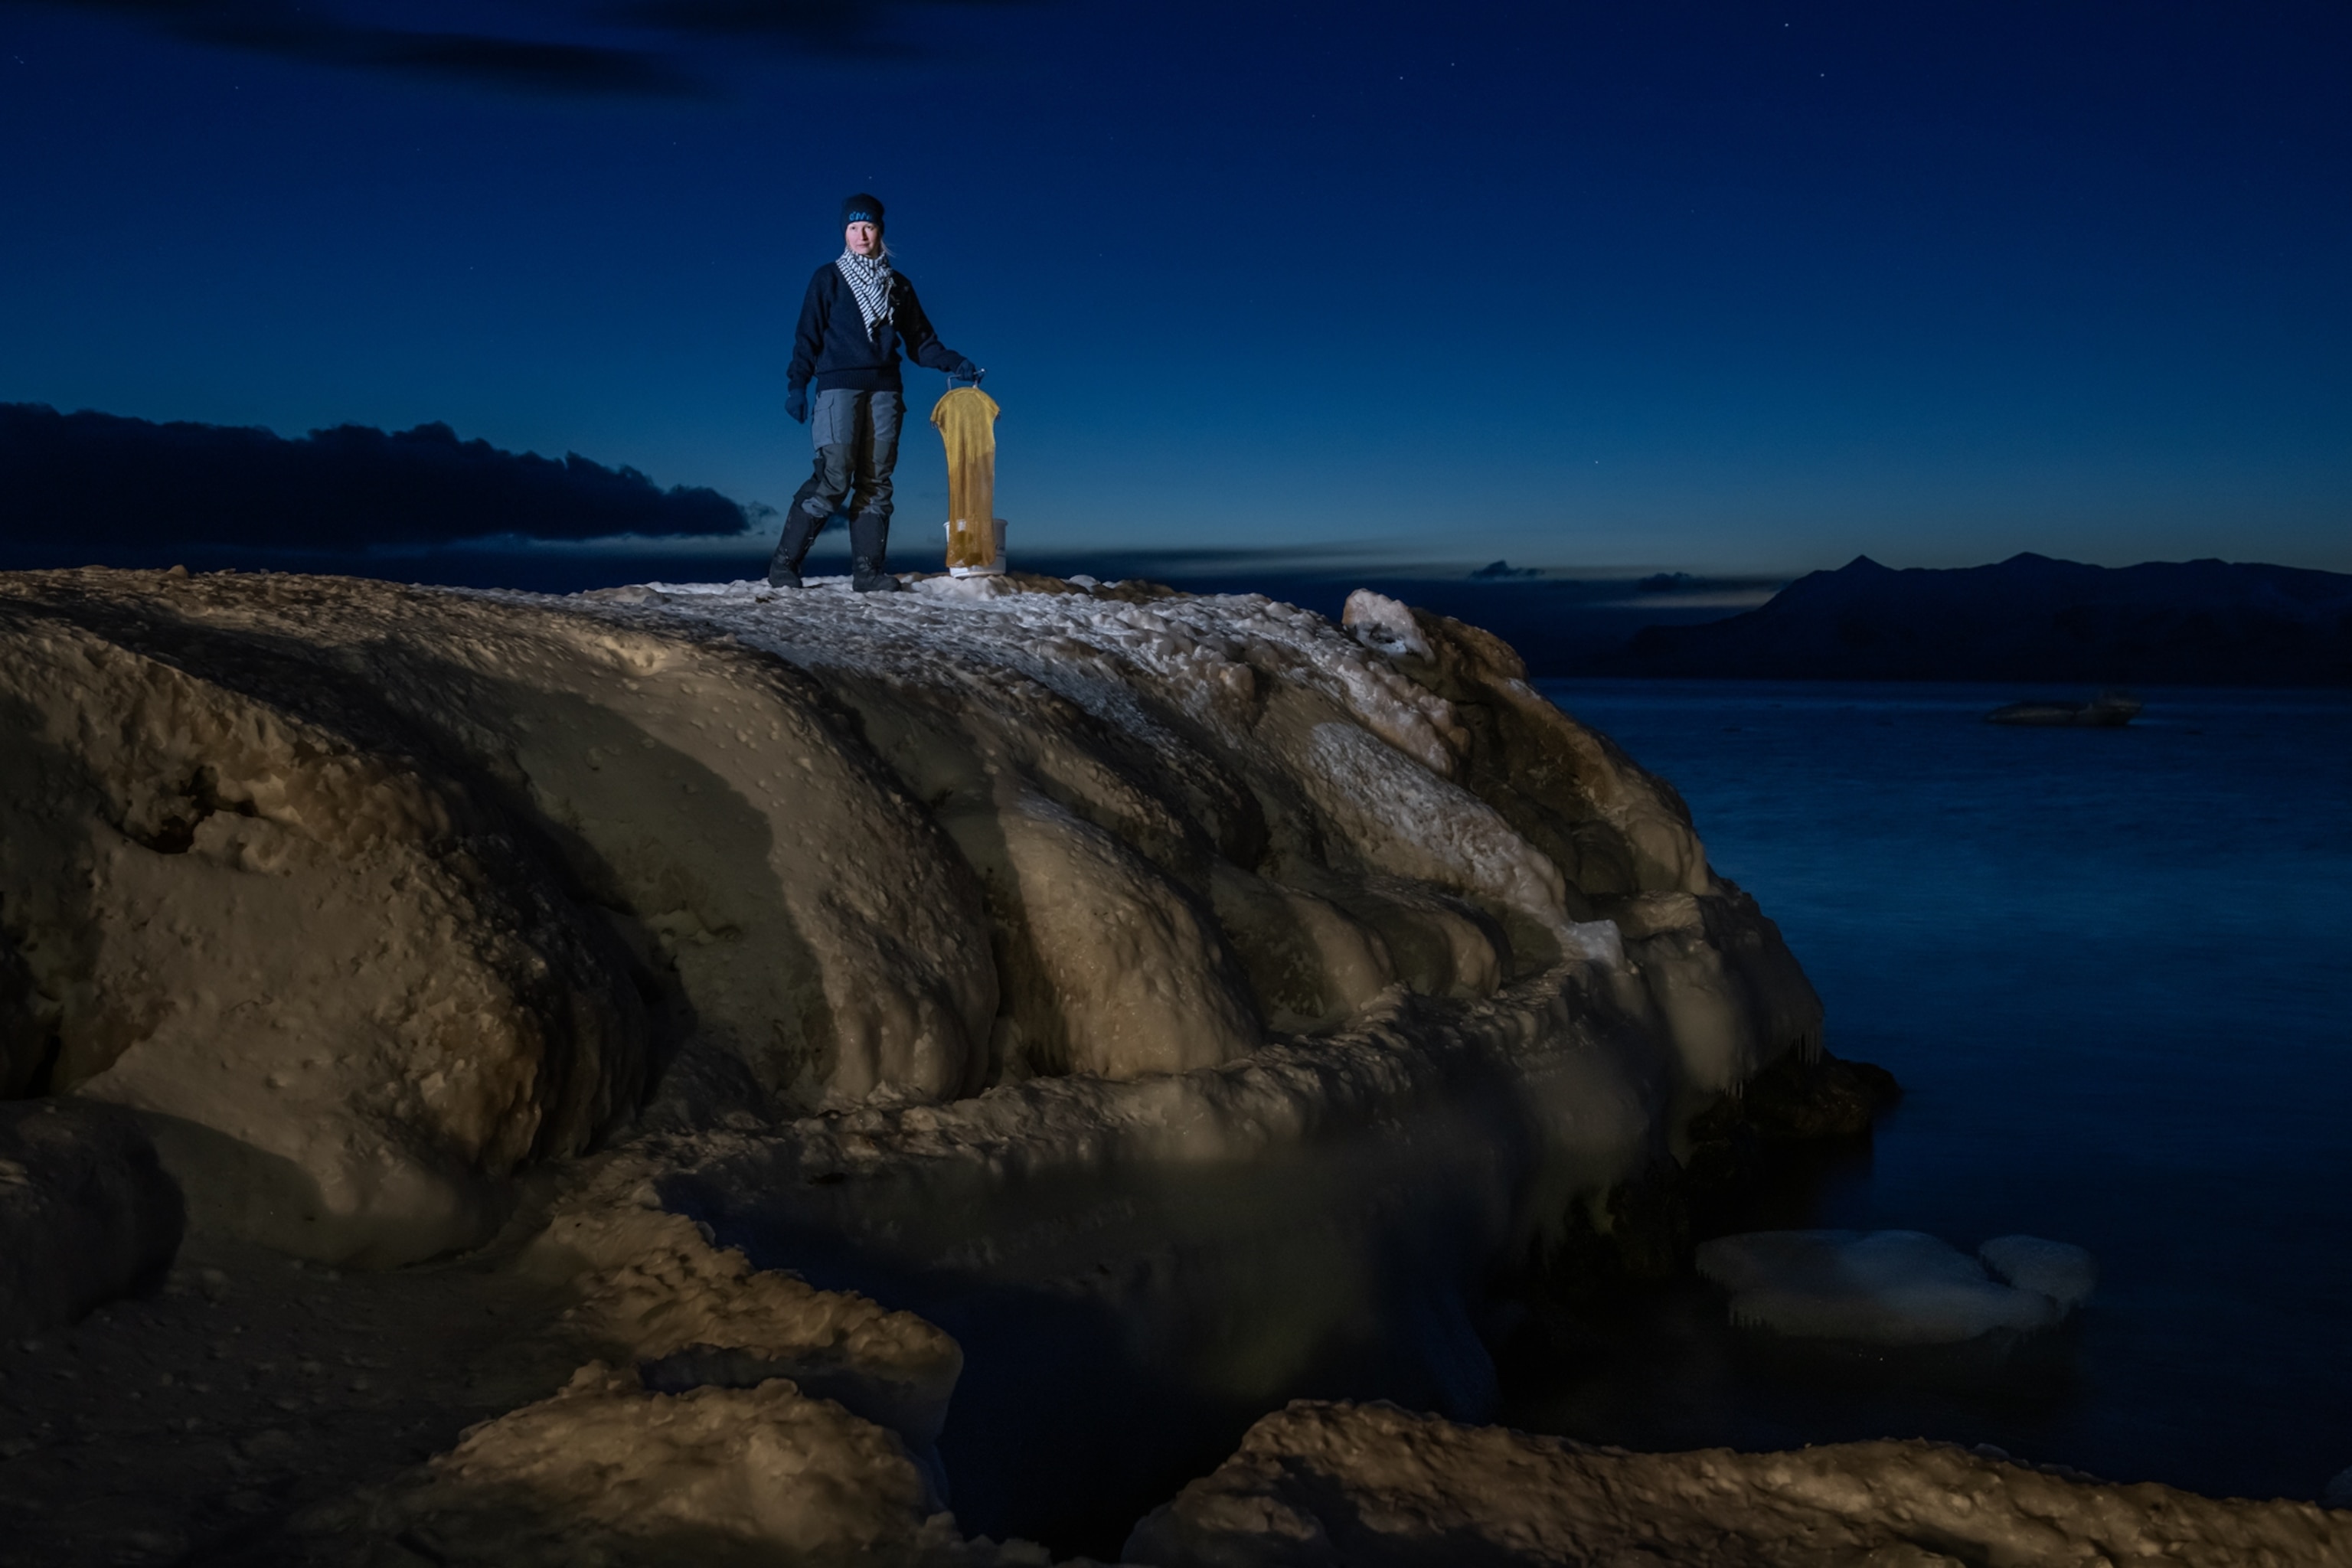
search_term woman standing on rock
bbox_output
[771,193,982,593]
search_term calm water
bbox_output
[1520,679,2352,1503]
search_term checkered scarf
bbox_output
[835,249,895,341]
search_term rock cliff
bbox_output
[0,564,1836,1561]
[0,567,1817,1269]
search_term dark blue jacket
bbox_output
[788,263,965,394]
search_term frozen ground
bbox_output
[0,567,2321,1563]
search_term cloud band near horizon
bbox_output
[0,403,753,550]
[1,0,1036,95]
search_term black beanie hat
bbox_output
[841,192,885,230]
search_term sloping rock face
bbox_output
[0,567,1818,1276]
[0,566,1851,1563]
[1126,1400,2352,1568]
[0,576,661,1265]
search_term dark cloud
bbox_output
[0,403,752,554]
[606,0,1029,54]
[7,0,1035,94]
[13,0,701,94]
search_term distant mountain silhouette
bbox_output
[1622,554,2352,685]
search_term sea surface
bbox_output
[1516,678,2352,1504]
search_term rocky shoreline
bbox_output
[0,567,2338,1565]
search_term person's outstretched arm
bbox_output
[894,277,978,380]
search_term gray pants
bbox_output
[789,387,902,529]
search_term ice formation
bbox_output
[1695,1229,2096,1345]
[1125,1400,2352,1567]
[1979,1232,2099,1312]
[0,567,1816,1267]
[0,564,1841,1557]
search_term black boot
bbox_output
[767,508,823,590]
[849,511,904,593]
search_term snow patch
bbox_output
[1341,588,1432,662]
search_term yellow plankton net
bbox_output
[931,385,1004,576]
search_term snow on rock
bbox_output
[1125,1400,2352,1568]
[1341,587,1433,664]
[1696,1229,2093,1345]
[0,570,1002,1262]
[0,1099,182,1338]
[0,566,1850,1558]
[0,567,1816,1293]
[1325,595,1818,1091]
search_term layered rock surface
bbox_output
[0,577,658,1264]
[0,567,1817,1270]
[1127,1400,2352,1567]
[0,565,1844,1561]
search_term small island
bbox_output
[1986,690,2145,727]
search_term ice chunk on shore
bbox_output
[1980,1233,2098,1311]
[1695,1229,2088,1344]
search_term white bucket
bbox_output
[945,517,1008,577]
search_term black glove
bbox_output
[786,384,809,424]
[947,358,983,386]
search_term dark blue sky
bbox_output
[4,0,2347,573]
